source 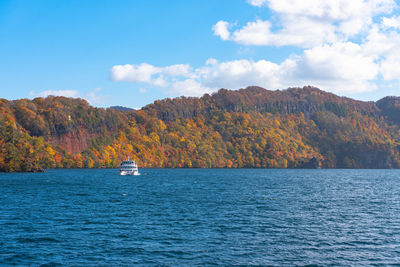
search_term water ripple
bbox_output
[2,169,400,265]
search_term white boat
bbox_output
[119,158,140,175]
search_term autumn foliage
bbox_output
[1,86,400,171]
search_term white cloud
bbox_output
[163,64,192,76]
[198,58,285,90]
[380,55,400,80]
[110,63,159,83]
[112,0,400,97]
[195,43,379,94]
[300,43,378,81]
[33,88,109,106]
[264,0,395,20]
[215,0,396,47]
[110,63,192,88]
[294,42,379,92]
[382,15,400,29]
[171,79,212,96]
[362,25,400,56]
[152,76,168,87]
[110,63,192,81]
[111,62,213,96]
[212,20,231,40]
[110,44,380,96]
[86,88,108,105]
[246,0,268,7]
[230,18,337,47]
[362,23,400,80]
[35,90,80,98]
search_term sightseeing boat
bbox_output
[119,158,140,175]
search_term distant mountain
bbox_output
[109,106,135,112]
[1,86,400,172]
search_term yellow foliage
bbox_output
[46,146,56,156]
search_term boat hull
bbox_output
[120,170,140,176]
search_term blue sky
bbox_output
[1,0,400,108]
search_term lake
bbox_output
[1,169,400,265]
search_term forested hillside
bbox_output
[1,86,400,171]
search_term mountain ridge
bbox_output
[1,86,400,172]
[143,86,380,121]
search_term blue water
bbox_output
[1,169,400,266]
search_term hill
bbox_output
[109,106,135,112]
[1,86,400,171]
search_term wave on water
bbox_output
[1,168,400,265]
